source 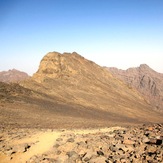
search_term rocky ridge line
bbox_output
[106,64,163,111]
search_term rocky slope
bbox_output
[0,69,29,83]
[106,64,163,111]
[18,51,162,126]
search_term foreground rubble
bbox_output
[0,124,162,163]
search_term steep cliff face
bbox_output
[107,64,163,111]
[0,69,29,83]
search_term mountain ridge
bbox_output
[0,69,29,83]
[106,64,163,111]
[0,51,162,128]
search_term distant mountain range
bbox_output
[0,52,162,128]
[106,64,163,111]
[0,69,29,83]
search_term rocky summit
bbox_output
[106,64,163,111]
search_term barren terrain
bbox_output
[0,52,163,162]
[0,124,162,162]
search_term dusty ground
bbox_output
[0,124,162,163]
[0,127,123,163]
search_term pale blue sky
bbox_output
[0,0,163,75]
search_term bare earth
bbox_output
[0,127,123,163]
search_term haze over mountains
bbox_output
[0,51,162,129]
[106,64,163,111]
[0,69,29,83]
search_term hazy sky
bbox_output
[0,0,163,75]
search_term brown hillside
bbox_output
[0,52,162,129]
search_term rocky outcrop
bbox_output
[107,64,163,111]
[33,51,112,82]
[0,69,29,83]
[33,52,81,81]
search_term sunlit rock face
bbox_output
[33,51,112,82]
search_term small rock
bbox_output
[97,150,104,156]
[82,150,96,162]
[142,137,150,143]
[147,127,154,131]
[109,145,118,152]
[12,143,30,153]
[155,139,162,145]
[53,143,60,148]
[67,151,78,157]
[147,146,157,154]
[5,149,14,156]
[120,158,127,163]
[67,138,75,143]
[123,139,135,145]
[56,138,63,142]
[115,144,126,151]
[89,156,107,163]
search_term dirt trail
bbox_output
[11,131,60,163]
[0,127,123,163]
[0,130,60,163]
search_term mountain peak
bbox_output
[139,64,150,70]
[32,51,113,84]
[33,51,85,81]
[45,51,61,57]
[107,64,163,111]
[45,51,82,58]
